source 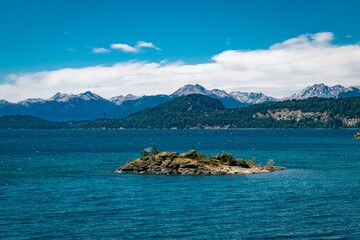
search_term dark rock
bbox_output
[232,159,250,168]
[168,162,180,171]
[153,157,163,165]
[220,153,232,159]
[170,152,179,157]
[179,168,197,175]
[161,159,171,167]
[179,150,197,159]
[264,165,286,171]
[181,164,199,169]
[212,153,250,168]
[213,153,231,159]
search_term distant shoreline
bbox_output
[1,127,360,130]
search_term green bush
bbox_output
[151,146,160,155]
[141,150,150,157]
[267,159,274,166]
[245,157,255,167]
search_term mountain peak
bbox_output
[287,83,346,100]
[48,92,74,102]
[110,94,140,105]
[48,91,104,102]
[78,91,103,101]
[18,98,46,106]
[170,84,212,97]
[211,89,230,98]
[313,83,326,87]
[229,91,278,104]
[0,99,11,105]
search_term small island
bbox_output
[117,148,286,175]
[353,132,360,139]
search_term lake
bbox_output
[1,129,360,239]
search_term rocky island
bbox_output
[353,132,360,139]
[117,149,286,175]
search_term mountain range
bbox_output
[1,83,359,121]
[1,94,359,129]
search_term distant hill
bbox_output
[0,115,61,129]
[118,94,226,129]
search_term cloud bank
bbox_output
[1,32,360,102]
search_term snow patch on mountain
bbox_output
[211,89,231,98]
[230,92,278,104]
[110,94,140,105]
[48,91,105,102]
[18,98,46,106]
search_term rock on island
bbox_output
[117,150,286,175]
[353,132,360,139]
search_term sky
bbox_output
[1,0,360,102]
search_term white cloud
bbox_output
[270,32,334,50]
[136,41,161,51]
[110,43,138,53]
[92,47,111,54]
[110,41,161,53]
[2,32,360,102]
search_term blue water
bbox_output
[1,129,360,239]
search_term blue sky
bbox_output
[1,0,360,101]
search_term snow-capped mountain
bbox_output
[170,84,276,106]
[48,93,71,102]
[110,94,140,105]
[170,84,213,97]
[286,83,346,100]
[48,91,106,102]
[0,100,13,109]
[211,89,230,98]
[230,91,278,104]
[18,98,46,106]
[170,84,243,108]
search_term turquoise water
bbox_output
[1,129,360,239]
